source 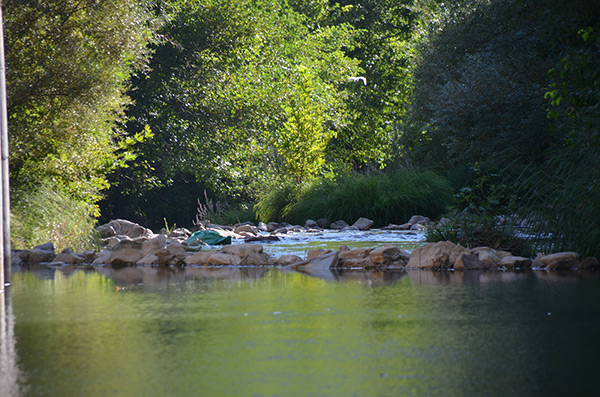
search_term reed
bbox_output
[256,169,455,226]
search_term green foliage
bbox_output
[210,204,258,227]
[425,167,528,254]
[255,169,454,226]
[276,66,330,183]
[5,0,156,202]
[254,182,299,224]
[398,0,599,168]
[11,183,100,252]
[5,0,157,248]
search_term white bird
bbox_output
[348,76,367,85]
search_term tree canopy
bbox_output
[6,0,600,255]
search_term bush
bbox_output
[255,169,455,226]
[254,181,299,223]
[211,203,258,226]
[11,183,100,252]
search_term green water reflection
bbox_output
[8,267,600,396]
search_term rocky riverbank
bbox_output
[10,219,600,271]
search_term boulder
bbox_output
[276,254,303,266]
[540,252,581,270]
[454,253,483,270]
[338,247,374,267]
[168,227,191,241]
[381,223,411,230]
[257,222,269,232]
[156,243,188,266]
[293,251,339,270]
[304,219,319,229]
[221,243,271,266]
[96,224,117,238]
[499,256,532,269]
[316,218,330,228]
[184,251,215,266]
[266,222,283,232]
[106,239,145,266]
[53,248,84,265]
[471,247,503,268]
[307,249,332,260]
[82,250,97,263]
[105,219,153,239]
[341,226,360,232]
[408,215,430,226]
[579,257,600,270]
[27,242,56,263]
[92,249,112,265]
[221,243,264,257]
[141,234,167,258]
[352,217,374,231]
[330,220,349,230]
[406,241,469,269]
[207,253,242,266]
[137,254,159,265]
[369,245,410,267]
[410,223,428,231]
[234,225,257,235]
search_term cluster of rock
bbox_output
[407,241,599,271]
[11,219,599,272]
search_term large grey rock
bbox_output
[293,251,339,270]
[330,220,349,230]
[352,217,374,231]
[408,215,430,226]
[27,242,56,263]
[381,223,411,230]
[471,247,503,268]
[304,219,319,229]
[369,245,410,267]
[96,224,117,238]
[540,252,581,270]
[407,241,469,269]
[316,218,330,228]
[579,257,600,270]
[454,253,483,270]
[106,239,145,266]
[276,254,303,266]
[338,247,373,267]
[105,219,154,239]
[499,256,532,269]
[141,234,166,257]
[221,244,270,265]
[53,248,84,265]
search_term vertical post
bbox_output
[0,3,10,289]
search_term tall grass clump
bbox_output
[279,169,454,226]
[254,181,299,223]
[512,149,600,257]
[11,182,100,252]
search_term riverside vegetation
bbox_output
[5,0,600,259]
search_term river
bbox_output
[2,264,599,396]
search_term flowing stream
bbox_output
[2,231,600,395]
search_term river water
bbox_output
[3,264,600,396]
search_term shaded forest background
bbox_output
[5,0,600,256]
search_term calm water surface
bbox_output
[3,266,600,396]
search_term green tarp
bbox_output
[185,230,232,246]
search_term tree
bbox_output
[101,0,361,228]
[5,0,156,248]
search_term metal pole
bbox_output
[0,3,10,289]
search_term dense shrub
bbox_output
[255,169,454,227]
[11,183,100,252]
